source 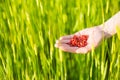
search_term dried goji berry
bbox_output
[67,35,88,47]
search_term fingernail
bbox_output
[60,37,63,40]
[55,44,58,48]
[56,40,59,43]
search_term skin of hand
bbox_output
[55,26,106,54]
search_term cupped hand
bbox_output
[55,26,105,54]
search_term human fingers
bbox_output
[56,39,70,44]
[75,44,91,54]
[59,34,73,40]
[55,43,79,53]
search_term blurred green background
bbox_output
[0,0,120,80]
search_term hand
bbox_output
[55,26,105,54]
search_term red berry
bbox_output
[67,35,88,47]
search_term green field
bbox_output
[0,0,120,80]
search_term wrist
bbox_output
[98,25,112,38]
[99,11,120,38]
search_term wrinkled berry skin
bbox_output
[67,35,88,47]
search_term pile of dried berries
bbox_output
[67,35,88,47]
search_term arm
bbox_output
[55,11,120,54]
[100,11,120,38]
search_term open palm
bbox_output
[55,26,105,54]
